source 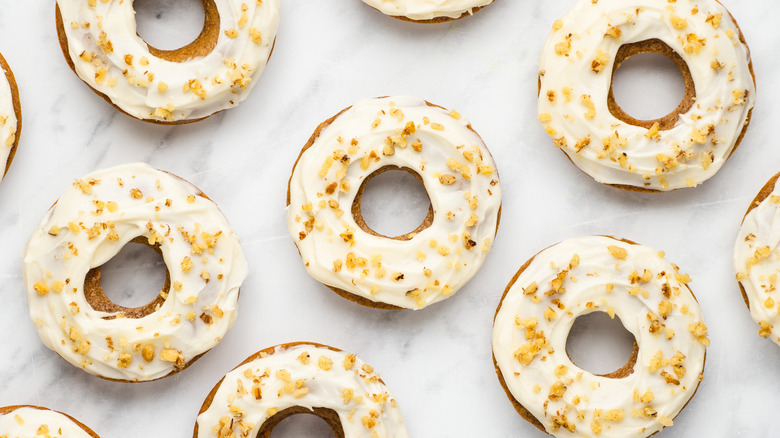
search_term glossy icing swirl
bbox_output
[23,163,248,381]
[56,0,280,122]
[538,0,754,191]
[287,96,501,309]
[195,343,409,438]
[493,236,708,438]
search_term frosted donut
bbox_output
[55,0,280,123]
[0,52,21,183]
[287,96,502,310]
[0,405,100,438]
[493,236,709,437]
[734,172,780,344]
[23,162,248,382]
[360,0,493,22]
[194,342,409,438]
[537,0,755,192]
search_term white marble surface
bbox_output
[0,0,777,437]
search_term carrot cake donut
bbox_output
[55,0,280,123]
[734,172,780,344]
[493,236,709,437]
[361,0,494,22]
[287,96,502,310]
[538,0,755,191]
[0,52,20,182]
[23,163,248,382]
[194,342,409,438]
[0,405,100,438]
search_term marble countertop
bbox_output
[0,0,777,437]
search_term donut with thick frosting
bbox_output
[0,406,100,438]
[734,172,780,344]
[0,52,21,183]
[194,342,409,438]
[537,0,755,191]
[360,0,493,22]
[287,96,502,310]
[55,0,279,123]
[23,163,248,382]
[493,236,709,437]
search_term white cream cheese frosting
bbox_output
[361,0,493,20]
[287,96,502,309]
[56,0,280,122]
[493,236,709,438]
[0,407,96,438]
[538,0,755,191]
[195,343,409,438]
[23,163,248,382]
[734,174,780,344]
[0,60,18,181]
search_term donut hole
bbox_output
[84,237,170,319]
[566,311,638,377]
[260,407,343,437]
[133,0,220,61]
[352,166,433,240]
[608,39,695,130]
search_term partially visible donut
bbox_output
[360,0,493,22]
[0,52,21,182]
[0,405,100,438]
[194,342,409,438]
[537,0,755,192]
[55,0,280,123]
[734,171,780,344]
[493,236,708,437]
[287,96,502,310]
[23,163,248,382]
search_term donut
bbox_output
[537,0,755,192]
[0,405,100,438]
[360,0,493,22]
[493,236,709,437]
[733,171,780,344]
[23,162,248,382]
[287,96,502,310]
[55,0,280,124]
[0,52,21,182]
[194,342,409,438]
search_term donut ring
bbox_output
[55,0,279,124]
[537,0,755,192]
[493,236,709,437]
[23,163,248,382]
[0,405,100,438]
[0,52,21,182]
[194,342,409,438]
[287,96,502,310]
[360,0,493,22]
[734,171,780,344]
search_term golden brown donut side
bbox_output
[389,4,490,23]
[0,52,21,178]
[736,172,780,310]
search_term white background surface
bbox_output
[0,0,777,437]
